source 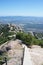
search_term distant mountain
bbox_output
[0,16,43,32]
[0,16,43,24]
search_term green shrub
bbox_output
[39,40,43,47]
[16,32,43,47]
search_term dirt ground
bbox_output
[30,45,43,65]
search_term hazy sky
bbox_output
[0,0,43,17]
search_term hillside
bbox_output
[0,16,43,24]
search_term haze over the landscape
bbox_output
[0,0,43,65]
[0,0,43,32]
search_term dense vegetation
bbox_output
[16,32,43,47]
[0,24,14,45]
[0,24,8,44]
[0,24,43,47]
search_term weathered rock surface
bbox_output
[0,40,24,65]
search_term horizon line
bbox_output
[0,15,43,18]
